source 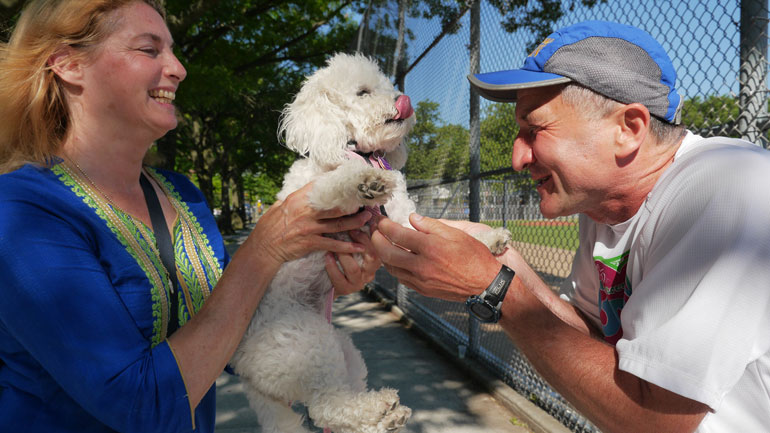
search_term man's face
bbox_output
[512,86,618,219]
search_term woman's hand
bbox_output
[248,182,372,268]
[325,229,382,297]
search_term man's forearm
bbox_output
[496,249,596,336]
[496,273,708,433]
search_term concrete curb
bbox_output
[364,285,571,433]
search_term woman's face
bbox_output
[78,1,186,142]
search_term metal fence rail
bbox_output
[360,1,770,431]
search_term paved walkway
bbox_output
[216,223,566,433]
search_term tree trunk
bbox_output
[392,0,409,90]
[356,0,374,53]
[218,162,234,234]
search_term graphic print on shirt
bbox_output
[594,251,632,345]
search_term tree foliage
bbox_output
[479,102,516,172]
[488,0,607,51]
[403,100,469,181]
[0,0,23,41]
[681,94,740,136]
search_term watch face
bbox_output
[469,302,495,322]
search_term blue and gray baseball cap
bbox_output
[468,21,683,124]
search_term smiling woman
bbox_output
[0,1,381,432]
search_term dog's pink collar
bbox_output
[346,149,392,170]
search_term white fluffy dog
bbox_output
[230,53,416,433]
[230,52,511,433]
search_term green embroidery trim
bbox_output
[53,163,222,347]
[53,163,170,347]
[146,168,222,292]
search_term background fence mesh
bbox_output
[359,1,769,431]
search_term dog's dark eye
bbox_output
[356,88,371,97]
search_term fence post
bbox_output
[466,0,482,358]
[469,0,481,222]
[739,0,769,148]
[502,178,508,230]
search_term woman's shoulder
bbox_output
[0,163,90,236]
[0,163,66,200]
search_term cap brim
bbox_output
[468,69,572,102]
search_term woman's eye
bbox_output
[357,89,370,97]
[140,48,159,56]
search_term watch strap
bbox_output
[483,264,515,305]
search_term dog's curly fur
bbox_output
[230,53,416,433]
[230,52,512,433]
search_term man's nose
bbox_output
[511,135,533,171]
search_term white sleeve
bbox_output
[615,143,770,411]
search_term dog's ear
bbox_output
[278,80,349,169]
[385,141,408,171]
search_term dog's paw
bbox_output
[377,404,411,433]
[473,227,512,255]
[375,389,410,433]
[356,170,396,206]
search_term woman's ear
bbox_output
[615,102,649,162]
[48,46,84,86]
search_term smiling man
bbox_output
[371,20,770,433]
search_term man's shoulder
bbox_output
[676,134,769,165]
[665,134,770,188]
[642,134,770,228]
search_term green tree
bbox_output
[403,100,469,181]
[480,102,516,172]
[0,0,23,41]
[488,0,607,51]
[479,102,536,198]
[681,94,740,137]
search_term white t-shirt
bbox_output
[560,132,770,432]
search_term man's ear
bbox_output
[48,46,84,86]
[614,102,649,162]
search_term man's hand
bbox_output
[371,214,502,302]
[436,218,495,236]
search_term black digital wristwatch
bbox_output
[465,265,515,323]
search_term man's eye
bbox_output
[140,48,159,56]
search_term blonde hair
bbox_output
[0,0,166,173]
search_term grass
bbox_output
[484,219,579,251]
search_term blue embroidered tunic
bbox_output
[0,162,228,432]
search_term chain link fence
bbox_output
[358,1,769,431]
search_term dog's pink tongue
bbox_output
[393,95,414,120]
